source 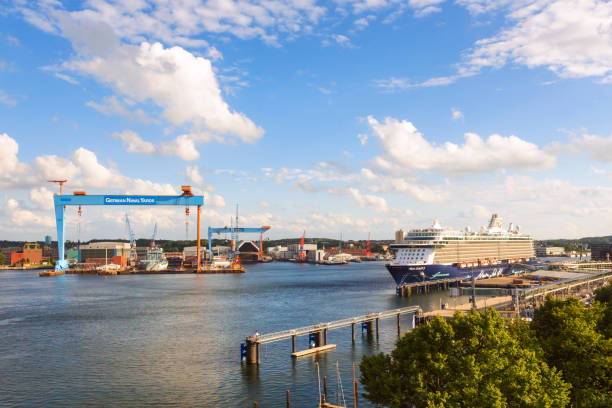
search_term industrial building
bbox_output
[79,242,130,267]
[268,243,320,261]
[590,243,612,261]
[10,243,45,266]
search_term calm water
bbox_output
[0,262,470,407]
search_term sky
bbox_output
[1,0,612,241]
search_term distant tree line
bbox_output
[360,284,612,407]
[537,235,612,252]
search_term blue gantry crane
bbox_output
[208,206,271,263]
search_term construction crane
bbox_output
[208,206,271,264]
[364,232,373,256]
[124,213,138,266]
[47,179,68,195]
[150,223,158,249]
[298,230,307,261]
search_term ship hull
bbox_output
[386,263,519,286]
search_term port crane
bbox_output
[208,207,271,263]
[150,223,158,249]
[298,230,307,261]
[124,213,138,266]
[364,232,373,256]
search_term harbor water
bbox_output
[0,262,472,407]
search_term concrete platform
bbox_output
[291,344,336,358]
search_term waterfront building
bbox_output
[590,243,612,261]
[535,246,565,257]
[395,229,405,243]
[10,243,44,265]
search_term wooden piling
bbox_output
[256,342,260,365]
[292,335,295,354]
[375,318,379,338]
[324,328,328,345]
[351,323,355,344]
[286,390,290,408]
[397,313,400,336]
[324,375,327,397]
[353,380,358,408]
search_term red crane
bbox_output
[47,179,68,195]
[364,232,373,256]
[298,230,307,261]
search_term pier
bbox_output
[241,305,421,365]
[396,277,463,297]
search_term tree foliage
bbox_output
[360,309,569,408]
[531,297,612,407]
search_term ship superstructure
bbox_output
[386,214,535,285]
[137,247,169,271]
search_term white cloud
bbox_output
[29,187,54,211]
[158,135,200,161]
[112,130,156,154]
[367,115,556,174]
[87,96,157,124]
[573,133,612,162]
[34,154,79,180]
[357,133,368,146]
[323,34,354,47]
[3,198,55,228]
[186,165,204,185]
[18,0,326,46]
[451,107,464,120]
[68,41,264,143]
[349,187,389,211]
[204,192,227,208]
[0,133,20,174]
[207,46,223,61]
[0,90,17,107]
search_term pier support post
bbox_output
[292,335,295,354]
[375,318,379,338]
[286,390,290,408]
[256,342,260,365]
[246,338,258,365]
[351,323,355,344]
[323,328,328,345]
[364,320,374,335]
[397,313,400,336]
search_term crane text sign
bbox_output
[104,196,157,205]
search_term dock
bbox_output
[396,277,463,297]
[241,305,421,365]
[291,344,336,358]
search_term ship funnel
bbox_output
[432,219,442,230]
[508,222,514,233]
[488,214,502,229]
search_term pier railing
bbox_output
[256,305,421,344]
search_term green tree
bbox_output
[360,309,569,408]
[532,297,612,407]
[594,283,612,304]
[0,252,6,265]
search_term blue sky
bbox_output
[2,0,612,241]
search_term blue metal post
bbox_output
[54,201,68,271]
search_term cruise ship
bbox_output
[386,214,536,286]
